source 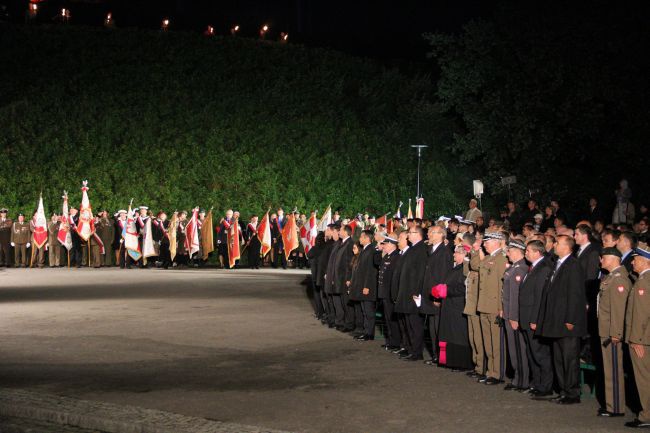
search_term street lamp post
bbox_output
[411,145,428,198]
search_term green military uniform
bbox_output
[97,217,115,266]
[464,253,484,375]
[47,220,61,267]
[10,220,31,267]
[473,242,507,381]
[598,265,631,414]
[89,231,102,268]
[625,269,650,423]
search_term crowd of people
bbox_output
[305,198,649,430]
[1,187,649,429]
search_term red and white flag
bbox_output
[31,194,48,249]
[317,204,331,232]
[303,212,317,252]
[415,197,424,219]
[123,202,142,261]
[57,191,73,250]
[185,207,200,258]
[257,211,272,257]
[142,217,157,262]
[76,180,94,242]
[282,213,299,260]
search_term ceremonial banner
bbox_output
[57,191,73,250]
[282,213,299,260]
[257,211,272,257]
[185,208,200,258]
[304,213,317,252]
[142,217,157,263]
[201,209,214,260]
[76,180,94,241]
[31,194,48,249]
[228,217,241,268]
[123,203,141,261]
[169,213,178,262]
[318,204,332,232]
[416,197,424,219]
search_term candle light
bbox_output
[161,18,169,31]
[104,12,113,27]
[280,32,289,43]
[259,24,269,39]
[205,25,214,36]
[27,2,38,19]
[61,8,70,22]
[230,25,240,36]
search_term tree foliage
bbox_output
[425,3,649,207]
[0,24,469,217]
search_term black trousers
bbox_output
[381,299,401,347]
[341,291,355,329]
[553,336,581,398]
[312,285,325,317]
[426,313,440,359]
[70,244,82,267]
[159,242,171,268]
[0,241,11,266]
[353,301,363,331]
[332,294,346,327]
[406,313,424,358]
[398,313,412,353]
[361,301,376,338]
[272,242,287,268]
[324,293,336,324]
[522,329,553,392]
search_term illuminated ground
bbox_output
[0,268,629,432]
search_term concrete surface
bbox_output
[0,267,633,432]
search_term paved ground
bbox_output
[0,267,634,432]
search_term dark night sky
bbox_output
[4,0,494,61]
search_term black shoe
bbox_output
[597,408,624,417]
[477,375,488,383]
[520,387,536,394]
[557,396,580,405]
[403,355,423,361]
[353,334,366,340]
[424,359,437,366]
[335,325,345,331]
[484,377,503,385]
[504,383,518,391]
[395,348,409,355]
[358,335,374,341]
[530,389,553,397]
[625,418,650,428]
[385,345,400,351]
[466,371,481,378]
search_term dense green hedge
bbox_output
[0,24,469,218]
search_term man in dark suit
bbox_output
[520,240,553,397]
[585,197,606,226]
[537,234,587,404]
[617,231,637,278]
[350,230,379,340]
[323,224,341,328]
[332,224,354,331]
[420,225,452,364]
[391,231,410,357]
[394,226,428,361]
[575,224,602,364]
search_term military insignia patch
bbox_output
[618,286,625,293]
[639,289,645,296]
[515,275,521,282]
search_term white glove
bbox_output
[120,239,124,244]
[26,243,31,248]
[11,242,15,247]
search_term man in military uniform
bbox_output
[597,247,631,418]
[624,247,650,429]
[29,210,47,268]
[378,236,401,350]
[464,232,485,379]
[47,213,61,267]
[0,208,13,267]
[11,213,31,267]
[503,238,529,391]
[472,231,508,384]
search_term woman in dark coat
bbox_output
[437,245,474,370]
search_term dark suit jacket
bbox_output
[537,255,587,338]
[333,237,354,295]
[518,259,552,331]
[389,250,405,302]
[395,240,428,314]
[350,244,379,301]
[323,240,341,295]
[378,249,399,300]
[419,243,453,315]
